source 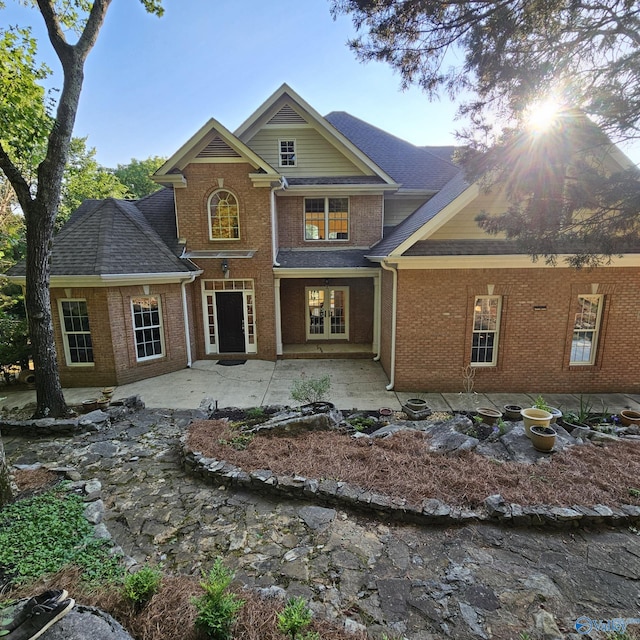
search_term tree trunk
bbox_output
[0,431,13,507]
[24,198,68,418]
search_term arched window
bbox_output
[208,190,240,240]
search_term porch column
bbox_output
[373,272,380,355]
[274,277,283,355]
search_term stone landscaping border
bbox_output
[181,436,640,530]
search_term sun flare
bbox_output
[526,97,562,132]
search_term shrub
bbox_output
[290,374,331,404]
[122,564,162,607]
[192,558,244,640]
[277,596,313,639]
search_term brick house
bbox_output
[8,84,640,393]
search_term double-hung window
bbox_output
[279,140,296,167]
[570,295,603,365]
[131,296,164,361]
[304,197,349,241]
[471,296,501,366]
[59,299,94,365]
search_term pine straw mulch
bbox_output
[6,568,364,640]
[187,419,640,509]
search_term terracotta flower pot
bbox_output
[530,425,557,452]
[477,407,503,425]
[521,408,553,438]
[619,410,640,427]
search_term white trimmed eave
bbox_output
[152,173,187,188]
[389,182,480,257]
[278,183,399,196]
[390,254,640,269]
[273,267,380,278]
[7,271,204,287]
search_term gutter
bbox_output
[380,259,398,391]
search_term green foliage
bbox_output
[0,312,30,374]
[277,596,313,639]
[218,432,253,451]
[290,374,331,404]
[122,564,162,606]
[56,137,129,229]
[629,488,640,498]
[346,416,376,432]
[245,407,266,420]
[192,558,244,640]
[0,487,124,586]
[113,156,165,199]
[533,396,551,412]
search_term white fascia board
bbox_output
[390,182,480,256]
[151,173,187,188]
[17,272,205,288]
[279,184,399,196]
[273,267,380,279]
[393,254,640,269]
[235,83,397,186]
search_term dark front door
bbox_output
[216,292,245,352]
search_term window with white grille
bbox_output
[471,296,501,366]
[570,295,603,365]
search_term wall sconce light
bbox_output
[221,259,229,274]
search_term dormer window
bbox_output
[208,190,240,240]
[279,140,296,167]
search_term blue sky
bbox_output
[4,0,640,168]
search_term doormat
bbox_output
[217,359,247,366]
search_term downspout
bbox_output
[271,177,288,266]
[380,259,398,391]
[181,273,198,367]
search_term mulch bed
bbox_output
[188,419,640,509]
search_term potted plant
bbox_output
[521,407,553,438]
[405,398,428,412]
[477,407,503,425]
[530,425,557,452]
[532,395,562,424]
[561,411,590,434]
[503,404,523,421]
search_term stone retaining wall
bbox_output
[181,436,640,530]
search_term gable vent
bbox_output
[267,104,307,125]
[196,136,241,158]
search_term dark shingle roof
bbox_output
[325,111,460,191]
[9,197,194,277]
[276,249,373,269]
[135,188,182,256]
[368,172,471,257]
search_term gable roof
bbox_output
[8,197,197,279]
[235,83,398,187]
[368,172,474,258]
[325,111,460,192]
[153,116,280,187]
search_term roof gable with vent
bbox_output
[153,116,279,188]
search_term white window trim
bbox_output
[305,286,350,340]
[58,298,94,367]
[570,294,603,366]
[279,139,297,167]
[207,189,240,242]
[471,295,502,367]
[303,196,350,242]
[131,296,165,362]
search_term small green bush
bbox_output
[122,564,162,606]
[277,596,313,639]
[290,374,331,404]
[192,558,244,640]
[245,407,266,420]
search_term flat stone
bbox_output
[462,584,501,611]
[298,506,336,530]
[377,579,410,622]
[41,605,133,640]
[83,499,105,524]
[533,610,563,640]
[484,494,509,518]
[459,602,488,639]
[84,479,102,494]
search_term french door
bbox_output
[306,287,349,340]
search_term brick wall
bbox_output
[277,195,383,248]
[391,266,640,394]
[280,278,374,344]
[52,284,188,387]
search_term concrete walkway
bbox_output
[2,358,640,414]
